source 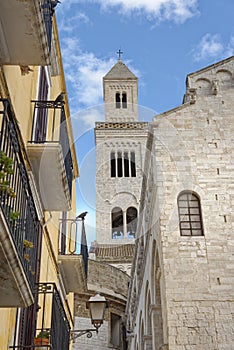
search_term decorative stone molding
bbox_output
[95,122,148,130]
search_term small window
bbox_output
[130,152,136,177]
[116,92,121,108]
[117,152,123,177]
[124,152,129,177]
[178,191,203,236]
[111,152,116,177]
[112,207,123,239]
[122,92,127,108]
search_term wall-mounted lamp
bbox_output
[71,293,108,340]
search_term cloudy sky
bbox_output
[55,0,234,243]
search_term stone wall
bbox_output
[73,260,129,349]
[127,57,234,350]
[72,317,109,350]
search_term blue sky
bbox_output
[55,0,234,244]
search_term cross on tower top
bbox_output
[117,49,123,60]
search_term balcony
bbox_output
[58,217,88,294]
[0,0,55,66]
[28,100,73,211]
[10,283,71,350]
[0,99,41,307]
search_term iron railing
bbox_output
[30,100,73,198]
[59,217,89,278]
[40,0,55,51]
[10,283,71,350]
[0,99,41,291]
[36,283,71,349]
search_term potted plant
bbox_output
[34,330,50,346]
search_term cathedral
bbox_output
[75,55,234,350]
[126,56,234,349]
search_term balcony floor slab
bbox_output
[0,211,34,307]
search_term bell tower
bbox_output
[93,55,148,273]
[103,56,138,122]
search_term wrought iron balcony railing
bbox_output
[35,283,71,350]
[57,216,88,294]
[59,216,89,278]
[41,0,54,52]
[0,99,41,293]
[31,100,73,197]
[9,283,71,350]
[28,100,73,210]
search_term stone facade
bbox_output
[126,56,234,350]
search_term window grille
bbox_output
[178,191,203,236]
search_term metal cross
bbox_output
[117,49,123,60]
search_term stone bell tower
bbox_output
[93,55,148,272]
[103,55,138,122]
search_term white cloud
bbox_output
[192,34,223,62]
[58,12,91,33]
[225,35,234,57]
[100,0,198,22]
[72,106,104,140]
[60,0,199,23]
[60,35,140,114]
[59,37,115,111]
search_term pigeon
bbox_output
[51,0,61,9]
[76,211,88,220]
[54,92,65,104]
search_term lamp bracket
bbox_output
[70,328,98,341]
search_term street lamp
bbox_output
[70,293,108,340]
[88,292,107,329]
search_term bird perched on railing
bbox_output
[54,91,65,105]
[76,211,88,220]
[51,0,61,9]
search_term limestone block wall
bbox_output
[154,64,234,349]
[73,317,109,350]
[88,259,130,299]
[126,57,234,350]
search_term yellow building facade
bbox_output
[0,1,86,349]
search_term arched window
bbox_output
[177,191,203,236]
[110,152,116,177]
[130,152,136,177]
[122,92,127,108]
[112,207,123,239]
[127,207,137,238]
[124,152,129,177]
[116,92,121,108]
[110,151,136,178]
[117,152,123,177]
